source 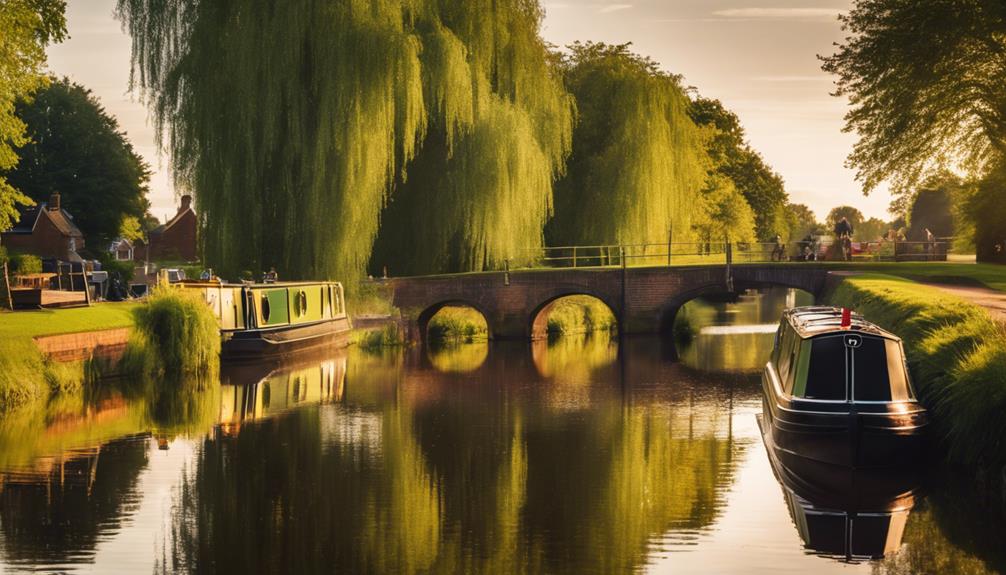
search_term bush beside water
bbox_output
[829,274,1006,473]
[122,287,220,380]
[545,296,617,337]
[0,339,90,410]
[428,306,489,342]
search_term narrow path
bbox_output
[925,283,1006,324]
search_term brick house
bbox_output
[1,192,85,261]
[145,195,198,262]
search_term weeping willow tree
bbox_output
[369,3,573,276]
[117,0,572,280]
[546,42,710,247]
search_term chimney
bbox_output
[180,195,192,213]
[49,191,61,211]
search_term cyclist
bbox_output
[834,217,854,261]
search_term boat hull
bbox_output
[221,317,352,362]
[762,369,929,469]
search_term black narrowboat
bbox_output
[759,413,921,562]
[762,306,929,469]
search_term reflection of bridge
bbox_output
[390,264,837,341]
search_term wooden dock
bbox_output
[11,288,89,309]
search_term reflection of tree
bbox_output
[159,340,744,573]
[873,492,1006,575]
[0,437,149,566]
[161,404,442,574]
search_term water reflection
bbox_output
[676,288,814,373]
[0,292,1003,573]
[761,414,921,562]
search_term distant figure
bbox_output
[263,267,278,283]
[925,228,936,260]
[834,217,854,239]
[834,217,854,261]
[800,234,816,261]
[771,234,785,261]
[200,269,211,281]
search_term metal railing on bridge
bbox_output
[503,239,952,271]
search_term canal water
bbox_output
[0,288,1003,574]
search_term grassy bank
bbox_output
[0,304,137,410]
[828,274,1006,474]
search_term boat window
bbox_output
[853,338,914,401]
[852,336,891,401]
[799,336,847,400]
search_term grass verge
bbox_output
[828,274,1006,473]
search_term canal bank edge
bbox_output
[826,272,1006,510]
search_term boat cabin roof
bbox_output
[782,306,899,342]
[175,279,343,289]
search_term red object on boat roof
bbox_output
[841,308,852,329]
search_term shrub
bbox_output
[9,254,42,276]
[123,287,220,380]
[97,253,135,283]
[543,296,617,336]
[353,323,406,351]
[427,306,488,342]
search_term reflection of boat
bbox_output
[218,355,347,434]
[759,414,920,562]
[762,307,929,468]
[177,281,352,361]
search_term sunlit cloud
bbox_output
[711,8,843,21]
[598,3,633,14]
[753,75,835,83]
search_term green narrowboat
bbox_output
[177,280,352,361]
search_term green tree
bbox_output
[908,189,954,242]
[826,206,864,235]
[786,203,821,240]
[822,0,1006,198]
[5,79,151,250]
[546,42,708,247]
[693,175,756,244]
[0,0,66,231]
[118,0,573,281]
[858,217,888,242]
[689,97,790,240]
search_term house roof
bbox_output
[150,206,194,237]
[5,203,83,238]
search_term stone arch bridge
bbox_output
[388,265,839,341]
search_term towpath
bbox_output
[924,283,1006,324]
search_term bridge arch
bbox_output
[657,280,819,336]
[529,292,621,340]
[416,300,493,343]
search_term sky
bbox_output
[45,0,892,224]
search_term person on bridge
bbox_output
[834,217,854,239]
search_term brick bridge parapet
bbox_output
[389,265,833,341]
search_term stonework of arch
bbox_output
[389,265,833,343]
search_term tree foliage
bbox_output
[546,42,708,247]
[118,0,573,280]
[0,0,66,231]
[5,79,151,250]
[786,203,821,240]
[822,0,1006,196]
[689,97,789,240]
[693,175,756,244]
[825,206,864,234]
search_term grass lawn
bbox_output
[822,261,1006,292]
[0,302,138,340]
